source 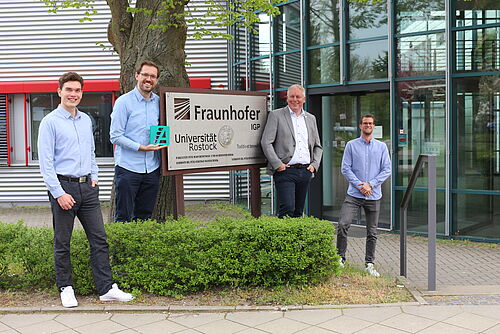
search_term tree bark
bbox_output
[106,0,190,222]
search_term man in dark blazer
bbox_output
[261,84,323,218]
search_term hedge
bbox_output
[0,216,339,296]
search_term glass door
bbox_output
[321,91,391,228]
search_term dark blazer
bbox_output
[260,106,323,175]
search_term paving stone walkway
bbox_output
[2,305,500,333]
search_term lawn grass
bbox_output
[0,265,413,307]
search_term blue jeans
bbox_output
[114,166,160,222]
[49,179,113,295]
[336,194,381,264]
[274,167,312,218]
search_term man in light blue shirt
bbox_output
[336,114,391,277]
[38,72,133,307]
[110,60,166,222]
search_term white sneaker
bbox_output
[338,258,345,269]
[60,286,78,308]
[365,263,380,277]
[99,283,134,302]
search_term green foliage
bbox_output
[0,217,339,296]
[40,0,287,40]
[40,0,97,22]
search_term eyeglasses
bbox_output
[140,72,158,80]
[362,122,374,125]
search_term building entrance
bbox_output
[318,91,391,228]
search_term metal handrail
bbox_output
[400,154,437,291]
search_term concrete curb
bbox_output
[0,301,423,314]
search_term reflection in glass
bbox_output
[453,194,500,239]
[348,0,388,40]
[234,63,248,91]
[250,58,270,91]
[453,75,500,238]
[395,79,446,232]
[276,2,301,52]
[396,0,445,34]
[322,95,357,223]
[250,13,271,57]
[455,0,500,27]
[309,46,340,84]
[454,76,500,191]
[321,93,391,228]
[396,79,446,186]
[456,27,500,73]
[397,33,446,77]
[275,52,301,90]
[234,25,247,64]
[275,90,289,109]
[396,190,446,234]
[349,39,388,81]
[31,92,114,160]
[309,0,340,46]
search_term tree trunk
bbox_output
[106,0,190,222]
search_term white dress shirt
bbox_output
[287,107,310,165]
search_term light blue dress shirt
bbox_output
[341,137,391,200]
[38,105,98,198]
[110,87,160,173]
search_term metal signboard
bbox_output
[160,88,268,174]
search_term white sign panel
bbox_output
[165,91,268,171]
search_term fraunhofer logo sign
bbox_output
[164,90,267,171]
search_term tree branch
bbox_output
[106,0,133,56]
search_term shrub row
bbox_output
[0,216,339,296]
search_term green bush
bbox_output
[0,216,339,295]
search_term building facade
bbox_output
[229,0,500,241]
[0,0,230,204]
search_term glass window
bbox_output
[455,0,500,27]
[234,25,248,64]
[397,33,446,77]
[454,76,500,192]
[309,0,341,46]
[348,0,388,40]
[234,63,248,91]
[0,94,7,165]
[395,79,446,233]
[349,39,388,81]
[309,45,340,84]
[275,52,301,90]
[250,13,271,58]
[31,92,114,160]
[396,0,444,34]
[396,190,446,234]
[275,90,289,109]
[456,27,500,73]
[453,193,500,238]
[275,2,301,52]
[250,58,271,91]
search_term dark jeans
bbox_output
[49,179,113,295]
[114,166,160,222]
[336,194,381,264]
[274,167,312,218]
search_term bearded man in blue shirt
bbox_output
[38,72,133,307]
[110,60,167,222]
[336,114,391,277]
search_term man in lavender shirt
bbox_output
[336,114,391,277]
